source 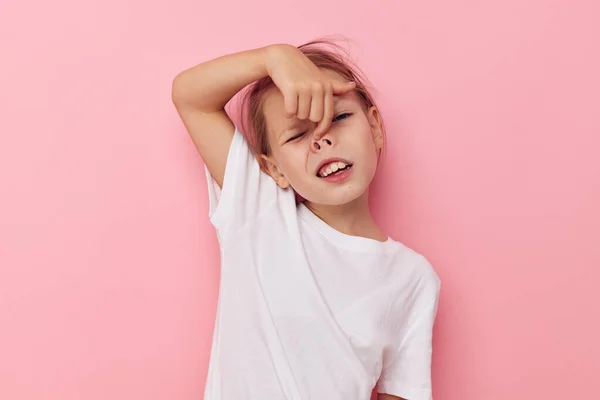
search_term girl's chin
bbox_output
[301,187,368,207]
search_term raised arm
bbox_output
[171,45,272,187]
[172,43,356,188]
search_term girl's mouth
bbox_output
[317,163,354,183]
[317,161,352,178]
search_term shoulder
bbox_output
[413,253,441,295]
[390,240,440,283]
[385,241,441,305]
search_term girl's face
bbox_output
[261,83,383,206]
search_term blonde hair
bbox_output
[239,37,387,171]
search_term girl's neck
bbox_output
[303,191,387,242]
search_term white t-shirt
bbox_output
[202,126,441,400]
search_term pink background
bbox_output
[1,0,599,399]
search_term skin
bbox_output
[260,72,388,243]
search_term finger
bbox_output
[314,84,333,139]
[308,84,324,123]
[296,88,311,120]
[331,80,356,95]
[284,89,298,118]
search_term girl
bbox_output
[171,39,441,400]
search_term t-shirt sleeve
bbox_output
[204,125,282,240]
[377,258,441,400]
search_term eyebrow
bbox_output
[279,97,345,138]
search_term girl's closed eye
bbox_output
[286,131,307,143]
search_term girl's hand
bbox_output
[264,44,356,138]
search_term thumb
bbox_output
[331,80,356,94]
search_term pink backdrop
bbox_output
[1,0,599,399]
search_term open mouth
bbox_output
[317,161,353,178]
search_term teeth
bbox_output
[319,161,349,177]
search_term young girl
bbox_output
[171,39,441,400]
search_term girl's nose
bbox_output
[313,137,332,151]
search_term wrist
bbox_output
[262,43,295,76]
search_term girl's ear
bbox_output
[260,154,290,189]
[367,106,383,150]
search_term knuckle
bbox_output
[297,82,310,92]
[285,81,297,91]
